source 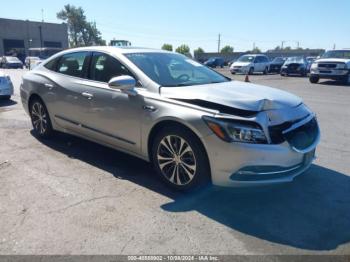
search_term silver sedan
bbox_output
[20,47,320,190]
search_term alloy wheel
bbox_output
[156,135,197,186]
[31,102,48,135]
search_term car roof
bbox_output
[326,49,350,52]
[242,54,267,57]
[60,46,171,55]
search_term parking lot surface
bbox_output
[1,69,350,255]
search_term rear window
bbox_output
[44,57,60,71]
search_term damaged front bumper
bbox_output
[201,106,320,187]
[203,136,318,187]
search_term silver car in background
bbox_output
[20,47,320,190]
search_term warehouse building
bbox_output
[0,18,68,61]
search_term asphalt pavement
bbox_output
[0,69,349,255]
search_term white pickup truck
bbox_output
[309,49,350,84]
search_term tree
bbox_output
[176,44,190,55]
[194,47,205,55]
[251,47,262,54]
[161,44,173,51]
[57,4,105,47]
[220,45,234,54]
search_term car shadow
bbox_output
[31,131,350,251]
[318,80,349,86]
[0,98,17,107]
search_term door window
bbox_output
[89,52,133,83]
[56,52,90,78]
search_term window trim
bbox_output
[43,50,143,87]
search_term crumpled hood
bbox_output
[161,81,302,112]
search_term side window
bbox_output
[262,56,269,63]
[255,57,262,63]
[44,57,59,71]
[89,52,133,83]
[56,52,89,78]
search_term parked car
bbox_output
[21,47,320,190]
[268,57,286,73]
[306,57,317,73]
[0,71,14,100]
[230,54,270,75]
[309,49,350,84]
[280,57,308,77]
[204,57,225,68]
[0,56,23,69]
[227,59,237,67]
[25,56,42,69]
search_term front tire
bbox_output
[29,98,53,138]
[263,67,268,75]
[151,125,210,191]
[309,75,319,84]
[248,67,254,75]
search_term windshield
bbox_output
[237,55,255,63]
[6,57,20,62]
[272,57,285,63]
[125,52,229,87]
[285,57,305,64]
[321,50,350,59]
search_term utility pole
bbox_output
[217,34,221,53]
[253,42,256,50]
[41,9,44,22]
[281,41,285,49]
[39,26,43,49]
[297,41,300,49]
[333,43,336,50]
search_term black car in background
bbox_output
[269,57,286,73]
[204,57,225,68]
[280,56,307,76]
[0,56,23,69]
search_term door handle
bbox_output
[44,83,54,90]
[143,105,157,112]
[82,92,94,100]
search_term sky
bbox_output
[0,0,349,52]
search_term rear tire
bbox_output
[29,98,54,138]
[151,125,211,191]
[309,75,319,84]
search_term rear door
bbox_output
[48,51,92,133]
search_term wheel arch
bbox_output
[146,119,211,171]
[28,93,44,111]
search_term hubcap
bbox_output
[157,135,197,186]
[31,102,47,135]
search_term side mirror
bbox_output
[108,75,137,96]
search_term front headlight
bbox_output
[337,64,347,69]
[311,63,318,69]
[203,116,267,144]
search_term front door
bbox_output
[74,52,144,153]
